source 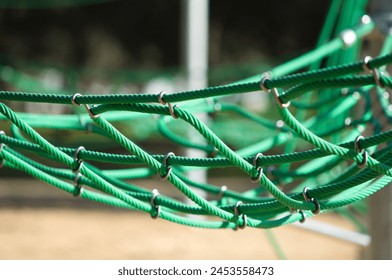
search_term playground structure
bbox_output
[1,0,392,258]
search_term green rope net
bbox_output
[1,0,392,230]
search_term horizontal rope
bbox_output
[1,12,392,230]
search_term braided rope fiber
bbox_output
[1,2,392,230]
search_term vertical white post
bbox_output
[368,0,392,260]
[184,0,209,90]
[183,0,209,200]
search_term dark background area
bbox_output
[0,0,330,73]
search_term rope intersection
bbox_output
[1,0,392,231]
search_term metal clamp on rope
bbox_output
[340,29,357,48]
[206,98,221,114]
[72,146,85,174]
[303,187,321,215]
[260,73,290,108]
[0,131,5,168]
[71,93,86,129]
[362,56,385,88]
[289,207,306,223]
[233,201,247,230]
[71,93,100,119]
[250,153,263,183]
[71,92,82,106]
[158,91,178,119]
[361,15,372,25]
[209,147,218,158]
[150,189,161,219]
[159,152,174,180]
[73,173,84,197]
[276,120,285,130]
[0,131,5,154]
[260,72,272,93]
[218,185,227,200]
[299,210,306,223]
[271,88,290,108]
[354,135,368,168]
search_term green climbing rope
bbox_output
[1,1,392,232]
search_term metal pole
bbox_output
[184,0,209,90]
[293,219,370,247]
[368,0,392,260]
[182,0,209,201]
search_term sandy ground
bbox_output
[0,178,365,260]
[0,208,364,260]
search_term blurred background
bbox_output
[0,0,389,259]
[0,0,329,97]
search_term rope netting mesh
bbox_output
[1,0,392,230]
